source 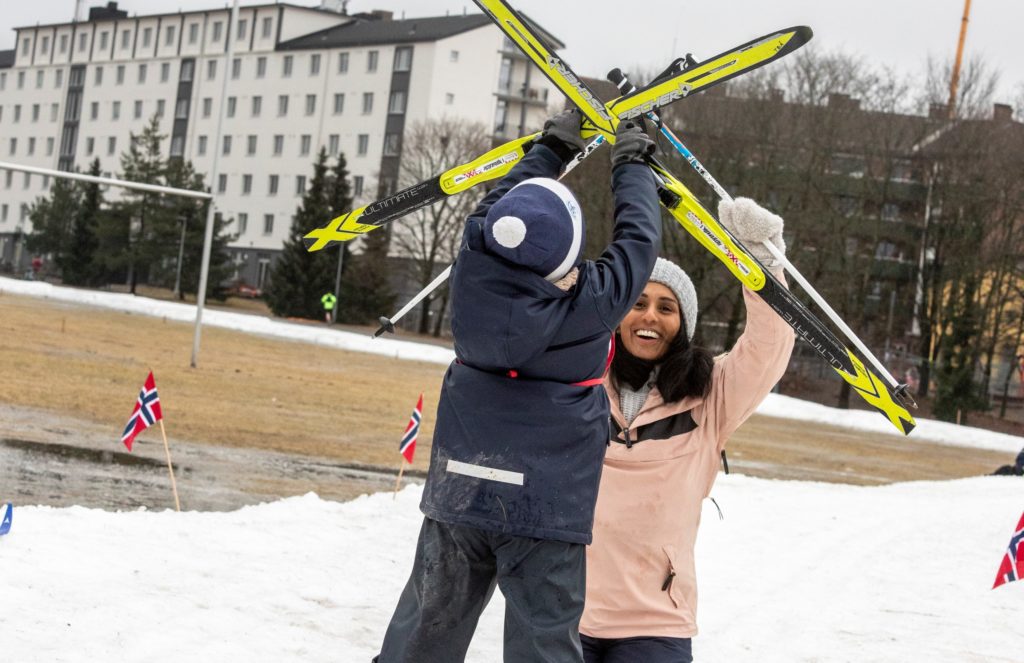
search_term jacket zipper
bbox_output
[623,426,632,449]
[661,569,676,592]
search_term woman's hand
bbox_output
[717,198,786,267]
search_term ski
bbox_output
[473,0,915,435]
[304,25,808,252]
[0,502,11,536]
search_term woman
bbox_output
[580,198,797,662]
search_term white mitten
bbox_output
[717,197,786,267]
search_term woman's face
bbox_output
[618,282,682,361]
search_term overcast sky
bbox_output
[3,1,1021,112]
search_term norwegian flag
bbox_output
[399,393,423,464]
[121,371,163,452]
[993,510,1024,589]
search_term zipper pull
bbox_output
[624,427,632,449]
[661,569,676,591]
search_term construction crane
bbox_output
[947,0,972,119]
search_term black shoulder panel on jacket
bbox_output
[611,410,697,445]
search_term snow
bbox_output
[2,276,1023,661]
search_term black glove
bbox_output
[611,120,656,169]
[534,109,585,161]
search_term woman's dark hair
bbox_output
[611,319,714,403]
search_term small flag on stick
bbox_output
[0,502,12,536]
[394,393,423,499]
[993,510,1024,589]
[121,371,180,512]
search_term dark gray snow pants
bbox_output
[374,516,586,663]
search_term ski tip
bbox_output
[373,316,396,338]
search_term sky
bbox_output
[1,0,1021,111]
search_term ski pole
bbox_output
[373,134,606,338]
[608,68,914,406]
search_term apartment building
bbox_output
[0,1,561,287]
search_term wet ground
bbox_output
[0,403,424,512]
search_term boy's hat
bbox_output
[648,257,699,341]
[483,177,584,282]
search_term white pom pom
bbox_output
[491,216,527,248]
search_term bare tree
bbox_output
[389,118,490,334]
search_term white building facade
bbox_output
[0,1,561,287]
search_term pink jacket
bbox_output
[580,283,795,639]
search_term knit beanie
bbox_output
[648,257,699,341]
[483,177,584,282]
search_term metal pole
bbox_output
[191,0,239,368]
[0,161,211,199]
[332,244,345,324]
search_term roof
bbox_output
[277,14,492,50]
[0,50,14,69]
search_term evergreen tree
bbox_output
[26,175,81,271]
[62,159,104,286]
[338,215,396,325]
[264,148,338,319]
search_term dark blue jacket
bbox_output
[420,144,661,544]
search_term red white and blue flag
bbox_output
[993,510,1024,589]
[121,371,163,452]
[399,393,423,464]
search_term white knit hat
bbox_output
[648,257,699,341]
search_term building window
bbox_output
[268,174,278,195]
[223,135,232,155]
[338,52,349,73]
[247,135,257,155]
[89,102,98,120]
[367,50,379,72]
[175,99,189,119]
[112,101,120,120]
[218,174,227,193]
[263,214,273,235]
[874,241,900,261]
[394,46,413,72]
[107,137,117,155]
[202,98,212,118]
[79,33,88,52]
[232,58,241,79]
[189,23,199,44]
[305,94,316,116]
[27,137,36,156]
[35,71,43,89]
[333,93,344,114]
[227,96,237,118]
[445,93,454,105]
[46,137,54,155]
[120,29,129,49]
[353,175,364,197]
[40,36,50,55]
[251,96,262,117]
[197,135,207,155]
[300,135,311,156]
[165,25,176,46]
[362,92,373,114]
[138,63,147,84]
[277,95,288,117]
[162,62,172,82]
[207,60,217,80]
[295,176,306,195]
[262,17,273,38]
[94,67,103,86]
[116,65,125,85]
[388,90,406,114]
[328,134,339,155]
[256,57,267,78]
[494,99,508,134]
[237,19,247,40]
[236,212,248,235]
[170,135,184,157]
[99,31,109,50]
[242,174,252,194]
[134,100,143,119]
[32,104,40,122]
[357,134,368,156]
[383,133,401,156]
[142,27,152,48]
[156,99,165,117]
[310,54,321,75]
[55,69,63,88]
[283,55,293,78]
[273,135,283,155]
[212,21,223,42]
[60,34,69,53]
[17,71,24,89]
[881,203,901,222]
